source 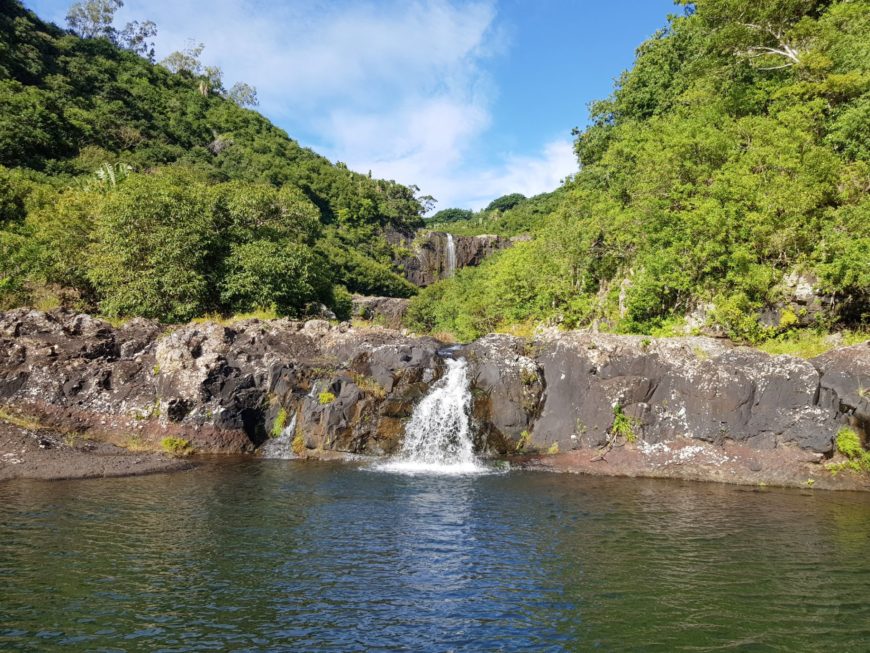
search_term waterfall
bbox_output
[445,233,457,278]
[376,358,486,475]
[260,412,298,459]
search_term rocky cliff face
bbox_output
[399,232,511,286]
[465,331,868,455]
[1,310,867,475]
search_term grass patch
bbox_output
[97,315,133,329]
[292,429,306,456]
[123,434,151,452]
[432,331,458,344]
[757,330,868,359]
[353,374,386,399]
[0,408,43,431]
[611,404,637,443]
[271,407,288,438]
[160,436,192,456]
[515,429,533,453]
[190,308,280,326]
[318,391,336,405]
[692,346,710,361]
[547,442,560,455]
[826,427,870,475]
[495,321,538,339]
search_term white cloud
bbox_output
[111,0,576,208]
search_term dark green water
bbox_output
[1,461,869,652]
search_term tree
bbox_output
[161,43,225,96]
[161,42,205,75]
[200,65,223,96]
[66,0,158,61]
[118,20,157,62]
[219,240,330,316]
[227,82,258,108]
[87,171,218,321]
[485,193,526,213]
[429,208,473,223]
[66,0,122,40]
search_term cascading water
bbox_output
[445,233,457,278]
[260,413,298,459]
[376,358,487,475]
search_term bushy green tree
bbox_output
[429,208,473,224]
[86,171,218,321]
[220,239,329,316]
[485,193,526,213]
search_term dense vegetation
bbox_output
[427,190,566,237]
[409,0,869,342]
[0,0,423,321]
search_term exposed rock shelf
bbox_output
[0,309,867,489]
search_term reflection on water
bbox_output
[1,461,870,651]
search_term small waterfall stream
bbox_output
[445,233,457,278]
[376,358,487,475]
[260,413,298,459]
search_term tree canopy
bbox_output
[0,0,425,320]
[409,0,870,342]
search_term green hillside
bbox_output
[0,0,422,321]
[409,0,870,343]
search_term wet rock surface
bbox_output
[1,309,868,488]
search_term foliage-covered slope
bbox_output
[409,0,869,342]
[0,0,422,320]
[426,190,566,237]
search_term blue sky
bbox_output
[24,0,678,209]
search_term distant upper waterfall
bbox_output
[376,358,486,475]
[445,233,457,278]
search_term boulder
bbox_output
[351,295,410,329]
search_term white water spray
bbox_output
[260,412,297,459]
[376,358,487,475]
[445,233,456,278]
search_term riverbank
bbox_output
[1,308,868,489]
[520,440,870,492]
[0,421,191,481]
[3,416,869,490]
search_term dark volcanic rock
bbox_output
[812,342,870,436]
[463,334,544,453]
[0,310,443,455]
[1,309,866,465]
[529,332,841,454]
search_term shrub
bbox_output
[829,427,870,473]
[271,407,288,438]
[353,374,386,399]
[611,404,637,443]
[160,436,191,456]
[318,391,336,405]
[331,284,354,321]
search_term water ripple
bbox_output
[1,463,869,651]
